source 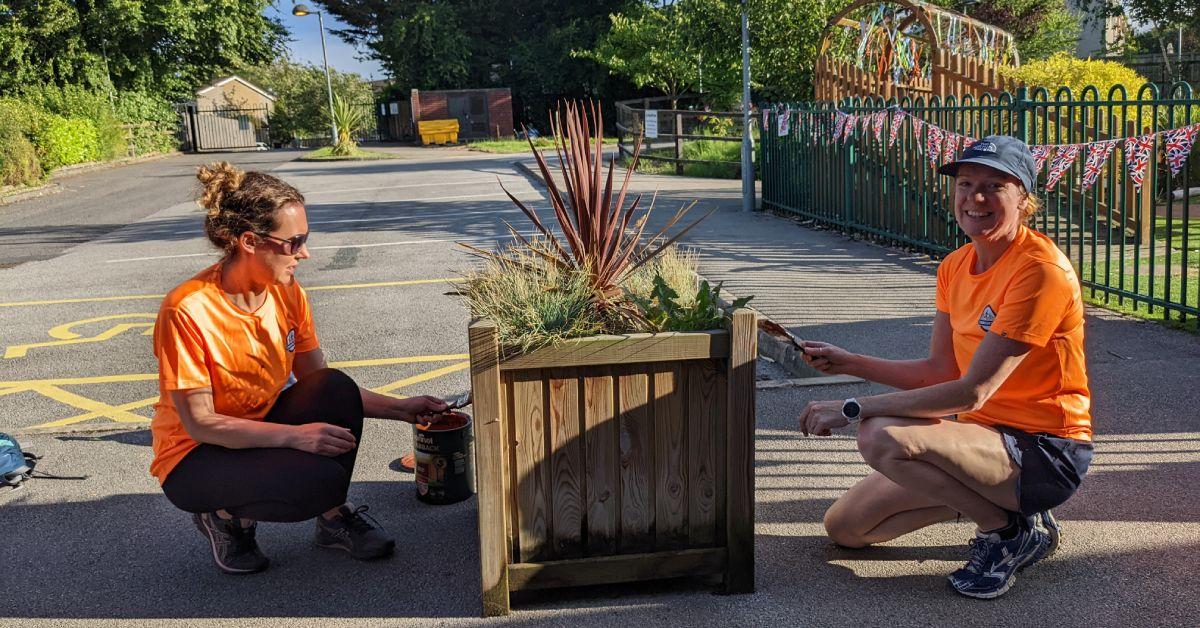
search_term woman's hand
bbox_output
[801,340,858,375]
[288,423,357,456]
[397,395,450,425]
[798,400,849,437]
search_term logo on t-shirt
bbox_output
[978,305,997,332]
[286,328,296,352]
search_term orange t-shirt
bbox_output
[149,263,319,483]
[936,225,1092,441]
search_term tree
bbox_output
[1073,0,1200,76]
[964,0,1080,61]
[0,0,286,99]
[237,57,374,144]
[372,2,470,90]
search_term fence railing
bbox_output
[761,84,1199,325]
[615,95,751,177]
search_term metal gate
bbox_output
[178,104,270,152]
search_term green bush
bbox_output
[22,85,127,160]
[1001,52,1150,97]
[0,116,42,187]
[115,90,179,155]
[36,116,100,170]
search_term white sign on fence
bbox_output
[644,110,658,139]
[389,102,399,115]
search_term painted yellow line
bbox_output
[30,396,158,429]
[47,314,157,340]
[374,362,470,394]
[33,385,150,423]
[0,278,455,308]
[0,354,470,387]
[329,354,468,369]
[5,323,154,358]
[0,385,28,398]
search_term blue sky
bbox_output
[266,4,386,79]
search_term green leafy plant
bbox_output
[36,116,99,170]
[469,100,714,326]
[632,274,752,332]
[329,93,367,156]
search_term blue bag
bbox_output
[1,432,86,489]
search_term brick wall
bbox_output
[487,89,514,138]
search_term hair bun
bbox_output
[196,161,246,215]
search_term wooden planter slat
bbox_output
[507,547,728,591]
[471,311,757,616]
[499,330,728,370]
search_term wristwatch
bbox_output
[841,398,862,425]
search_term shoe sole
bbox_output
[314,538,395,561]
[193,515,269,575]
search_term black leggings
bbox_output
[161,368,365,522]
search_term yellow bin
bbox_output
[418,119,460,145]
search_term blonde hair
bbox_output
[196,162,304,255]
[1020,189,1043,222]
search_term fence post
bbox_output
[675,112,684,175]
[1012,86,1031,144]
[842,100,853,228]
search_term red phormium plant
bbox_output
[485,100,712,319]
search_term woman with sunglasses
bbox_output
[149,162,448,575]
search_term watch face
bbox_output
[844,400,861,418]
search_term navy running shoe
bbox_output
[1032,510,1061,559]
[948,523,1051,599]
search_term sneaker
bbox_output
[1032,510,1061,560]
[191,512,270,575]
[314,504,395,560]
[948,522,1051,599]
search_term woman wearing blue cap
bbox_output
[797,135,1094,599]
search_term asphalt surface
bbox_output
[1,148,1197,627]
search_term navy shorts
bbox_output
[996,425,1094,515]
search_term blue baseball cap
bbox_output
[938,134,1038,193]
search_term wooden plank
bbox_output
[618,367,654,553]
[686,360,721,547]
[548,369,584,558]
[724,309,757,594]
[500,331,728,370]
[583,370,618,555]
[469,320,510,617]
[653,364,689,549]
[507,548,727,592]
[511,371,550,563]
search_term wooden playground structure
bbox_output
[815,0,1019,102]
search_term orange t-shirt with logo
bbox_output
[936,225,1092,441]
[149,263,319,483]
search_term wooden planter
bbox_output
[469,309,757,616]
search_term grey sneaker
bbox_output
[314,505,395,560]
[948,522,1051,599]
[191,512,269,575]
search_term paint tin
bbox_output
[413,411,475,505]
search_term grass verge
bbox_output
[467,137,617,154]
[299,146,400,161]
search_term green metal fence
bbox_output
[761,84,1200,325]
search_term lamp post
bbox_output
[292,4,338,145]
[740,0,754,212]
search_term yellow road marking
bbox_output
[0,278,454,308]
[47,314,158,340]
[373,362,470,394]
[33,396,159,429]
[329,354,468,369]
[34,385,150,423]
[6,323,155,359]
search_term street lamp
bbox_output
[292,4,338,145]
[740,0,754,212]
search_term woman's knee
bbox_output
[303,368,364,423]
[856,418,921,467]
[823,500,869,549]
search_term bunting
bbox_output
[1030,145,1053,173]
[926,126,943,167]
[1164,124,1199,176]
[941,133,960,165]
[889,109,904,147]
[832,113,848,145]
[873,111,886,142]
[1080,140,1118,191]
[1124,135,1154,191]
[777,107,791,137]
[1045,145,1081,188]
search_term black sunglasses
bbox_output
[255,232,309,255]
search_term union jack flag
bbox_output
[843,114,857,143]
[873,111,886,142]
[832,113,847,144]
[926,127,944,167]
[1164,124,1199,176]
[1124,135,1154,191]
[941,133,960,164]
[911,116,925,141]
[777,107,791,137]
[1045,145,1081,188]
[889,110,904,147]
[1080,140,1118,191]
[1030,145,1053,173]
